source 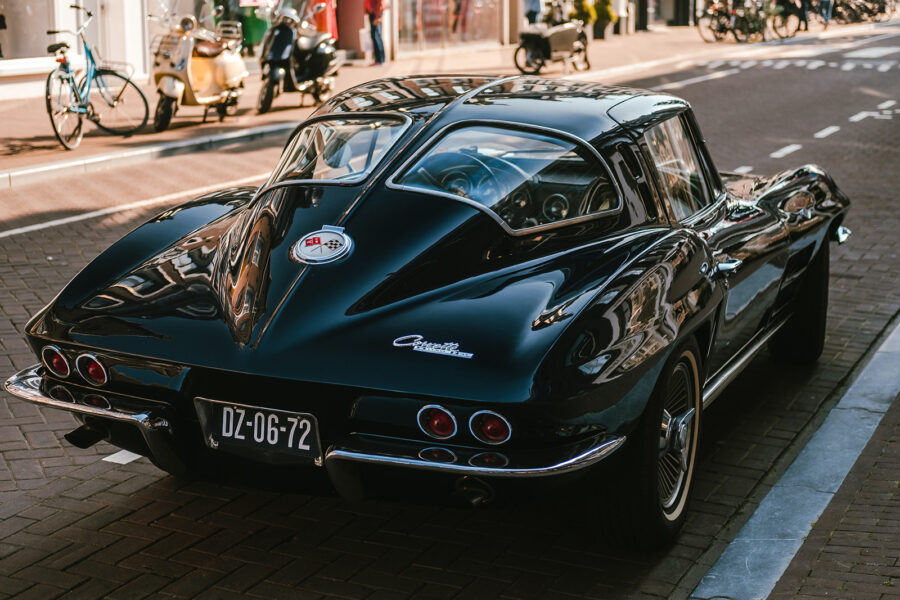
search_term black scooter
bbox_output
[257,2,340,113]
[514,1,589,75]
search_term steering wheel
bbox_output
[412,151,503,204]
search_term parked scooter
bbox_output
[514,0,589,75]
[150,5,249,131]
[257,1,340,113]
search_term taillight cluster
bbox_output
[41,346,108,386]
[416,404,512,445]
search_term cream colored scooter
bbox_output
[150,7,248,131]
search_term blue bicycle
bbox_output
[45,5,149,149]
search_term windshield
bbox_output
[267,117,409,186]
[394,125,619,231]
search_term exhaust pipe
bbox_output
[64,424,106,449]
[454,476,495,506]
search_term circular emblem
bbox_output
[290,226,353,264]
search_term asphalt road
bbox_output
[0,24,898,600]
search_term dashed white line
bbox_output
[0,173,269,240]
[814,125,841,138]
[770,144,803,159]
[877,63,894,72]
[733,166,754,175]
[652,68,742,91]
[841,62,857,71]
[878,100,897,110]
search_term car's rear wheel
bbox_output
[768,242,829,364]
[598,339,702,549]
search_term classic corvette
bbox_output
[5,75,850,547]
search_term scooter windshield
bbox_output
[267,117,409,186]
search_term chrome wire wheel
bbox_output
[656,351,700,521]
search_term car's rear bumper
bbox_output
[5,365,626,483]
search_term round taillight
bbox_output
[42,346,70,378]
[470,411,512,445]
[76,354,108,386]
[417,405,457,440]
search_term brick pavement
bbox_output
[1,25,899,600]
[0,22,848,173]
[770,393,900,600]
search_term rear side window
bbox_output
[394,125,619,232]
[644,116,712,221]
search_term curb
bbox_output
[690,315,900,600]
[0,121,296,191]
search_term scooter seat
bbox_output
[47,42,69,54]
[296,33,332,52]
[193,39,228,58]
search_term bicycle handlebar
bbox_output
[46,5,93,38]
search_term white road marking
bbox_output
[807,60,826,70]
[651,68,742,91]
[707,60,725,69]
[844,46,900,59]
[877,62,894,72]
[829,62,840,67]
[773,60,791,70]
[878,100,897,110]
[814,125,841,138]
[770,144,803,159]
[841,62,857,71]
[849,110,892,122]
[0,174,269,240]
[103,450,143,465]
[733,166,754,175]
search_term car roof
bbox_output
[314,75,689,142]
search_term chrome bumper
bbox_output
[325,435,626,478]
[6,364,626,480]
[4,365,186,474]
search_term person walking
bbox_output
[819,0,833,28]
[524,0,542,24]
[365,0,386,65]
[799,0,810,30]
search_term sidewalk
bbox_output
[770,391,900,600]
[0,23,828,181]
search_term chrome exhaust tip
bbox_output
[454,475,495,506]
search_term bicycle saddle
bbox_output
[47,42,69,54]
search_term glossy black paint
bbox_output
[16,76,850,485]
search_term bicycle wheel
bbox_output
[772,6,801,37]
[88,69,149,136]
[45,68,84,150]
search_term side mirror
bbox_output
[313,2,327,14]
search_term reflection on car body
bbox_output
[6,75,850,549]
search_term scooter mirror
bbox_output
[214,5,225,18]
[313,3,327,15]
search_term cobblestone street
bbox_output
[1,23,899,600]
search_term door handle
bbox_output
[713,257,743,276]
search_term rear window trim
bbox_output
[386,119,624,237]
[257,112,413,195]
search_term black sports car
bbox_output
[5,76,850,548]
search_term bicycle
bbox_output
[45,4,149,150]
[771,0,803,38]
[696,0,734,42]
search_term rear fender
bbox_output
[540,228,721,437]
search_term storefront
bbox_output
[0,0,149,100]
[397,0,503,52]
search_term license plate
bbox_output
[194,398,322,462]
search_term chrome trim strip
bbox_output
[4,365,169,430]
[325,435,626,478]
[702,318,789,409]
[469,410,512,445]
[416,404,458,440]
